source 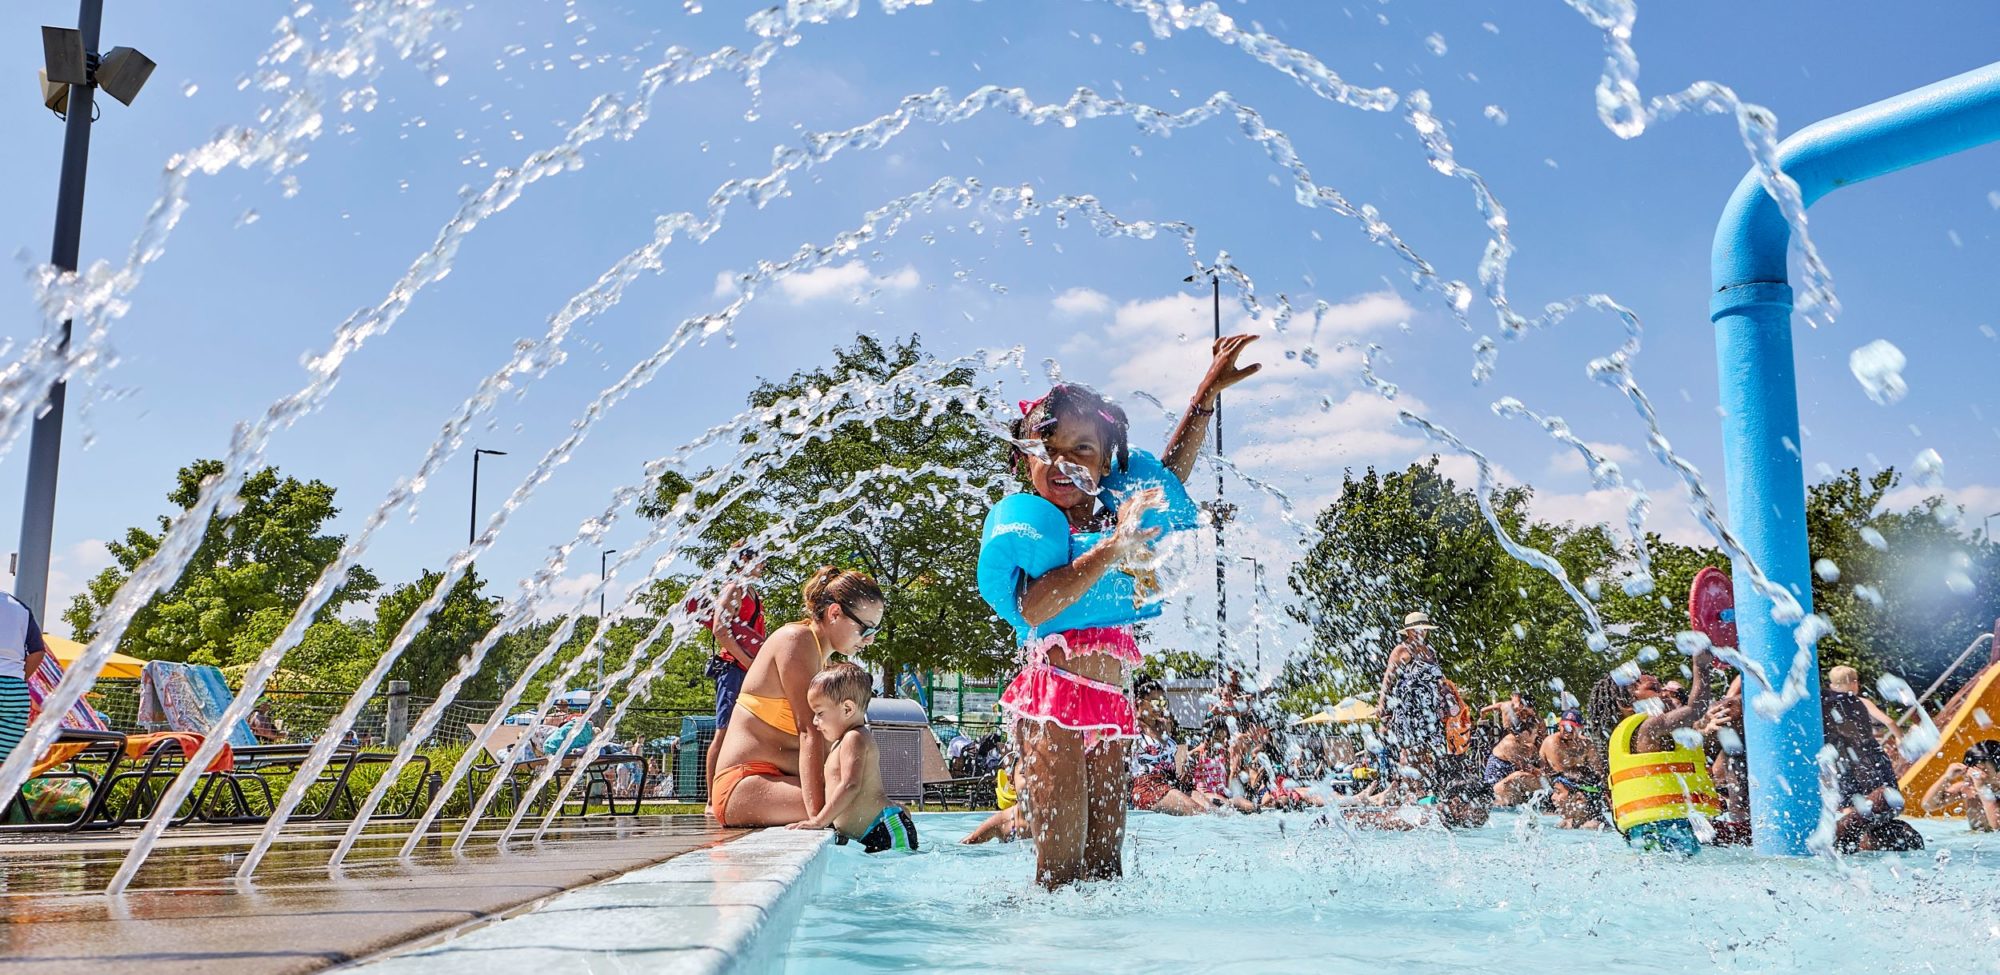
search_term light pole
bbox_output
[597,549,616,689]
[16,7,155,621]
[1239,556,1263,674]
[469,448,507,544]
[1184,270,1232,647]
[1985,511,2000,540]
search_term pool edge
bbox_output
[344,827,833,974]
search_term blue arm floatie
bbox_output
[976,449,1197,641]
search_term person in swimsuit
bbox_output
[1607,649,1721,855]
[1542,709,1610,828]
[1188,719,1254,811]
[1480,694,1546,807]
[1128,679,1209,815]
[710,566,884,827]
[701,547,768,815]
[0,590,49,768]
[787,662,917,852]
[1378,611,1449,792]
[1921,740,2000,831]
[1000,336,1259,890]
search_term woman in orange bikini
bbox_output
[709,567,884,827]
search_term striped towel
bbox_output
[0,676,29,767]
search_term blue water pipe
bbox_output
[1711,62,2000,856]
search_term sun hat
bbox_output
[1402,611,1439,632]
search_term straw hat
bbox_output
[1401,611,1440,632]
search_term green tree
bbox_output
[1281,459,1669,713]
[641,334,1014,688]
[65,459,379,666]
[373,568,502,698]
[1804,467,2000,689]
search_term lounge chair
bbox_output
[131,661,430,823]
[465,722,647,818]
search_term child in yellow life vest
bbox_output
[1607,647,1722,855]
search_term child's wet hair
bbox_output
[811,661,874,709]
[1011,383,1131,478]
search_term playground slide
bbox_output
[1899,659,2000,817]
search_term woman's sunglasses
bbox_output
[839,600,884,638]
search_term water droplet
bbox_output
[1853,584,1884,607]
[1813,558,1840,582]
[1859,526,1887,551]
[1849,339,1908,405]
[235,209,261,228]
[182,81,200,97]
[1482,104,1508,126]
[1423,33,1448,56]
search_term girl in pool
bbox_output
[999,335,1258,889]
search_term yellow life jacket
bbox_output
[995,767,1017,809]
[1607,711,1721,832]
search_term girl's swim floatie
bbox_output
[977,449,1197,640]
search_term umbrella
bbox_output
[45,635,146,680]
[1329,697,1378,723]
[1294,698,1378,726]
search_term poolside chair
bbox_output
[464,721,647,818]
[131,661,429,823]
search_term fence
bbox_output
[78,678,703,801]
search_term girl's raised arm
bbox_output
[1162,334,1260,483]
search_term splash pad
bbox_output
[4,1,2000,971]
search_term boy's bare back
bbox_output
[826,725,891,839]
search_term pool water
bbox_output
[782,811,2000,974]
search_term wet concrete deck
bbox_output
[0,816,745,974]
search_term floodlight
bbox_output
[96,46,156,106]
[41,26,86,85]
[38,70,69,116]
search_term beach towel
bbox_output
[137,661,259,749]
[31,731,235,778]
[26,654,111,732]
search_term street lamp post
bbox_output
[469,448,507,544]
[1185,270,1230,646]
[598,549,617,689]
[1985,511,2000,540]
[1239,556,1263,674]
[16,4,155,621]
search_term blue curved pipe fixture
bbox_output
[1711,63,2000,855]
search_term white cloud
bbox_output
[1052,287,1113,316]
[1548,440,1639,477]
[1527,486,1711,546]
[538,572,644,623]
[1309,290,1415,336]
[44,539,114,638]
[1232,390,1430,474]
[774,261,921,304]
[1880,482,2000,530]
[713,270,738,298]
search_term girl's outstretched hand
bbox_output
[1111,487,1166,554]
[1200,334,1262,397]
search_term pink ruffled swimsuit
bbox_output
[998,626,1142,741]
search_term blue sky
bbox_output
[3,1,1998,678]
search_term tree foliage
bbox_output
[641,334,1014,685]
[1279,458,1999,717]
[65,460,379,667]
[1804,467,2000,687]
[1281,460,1724,713]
